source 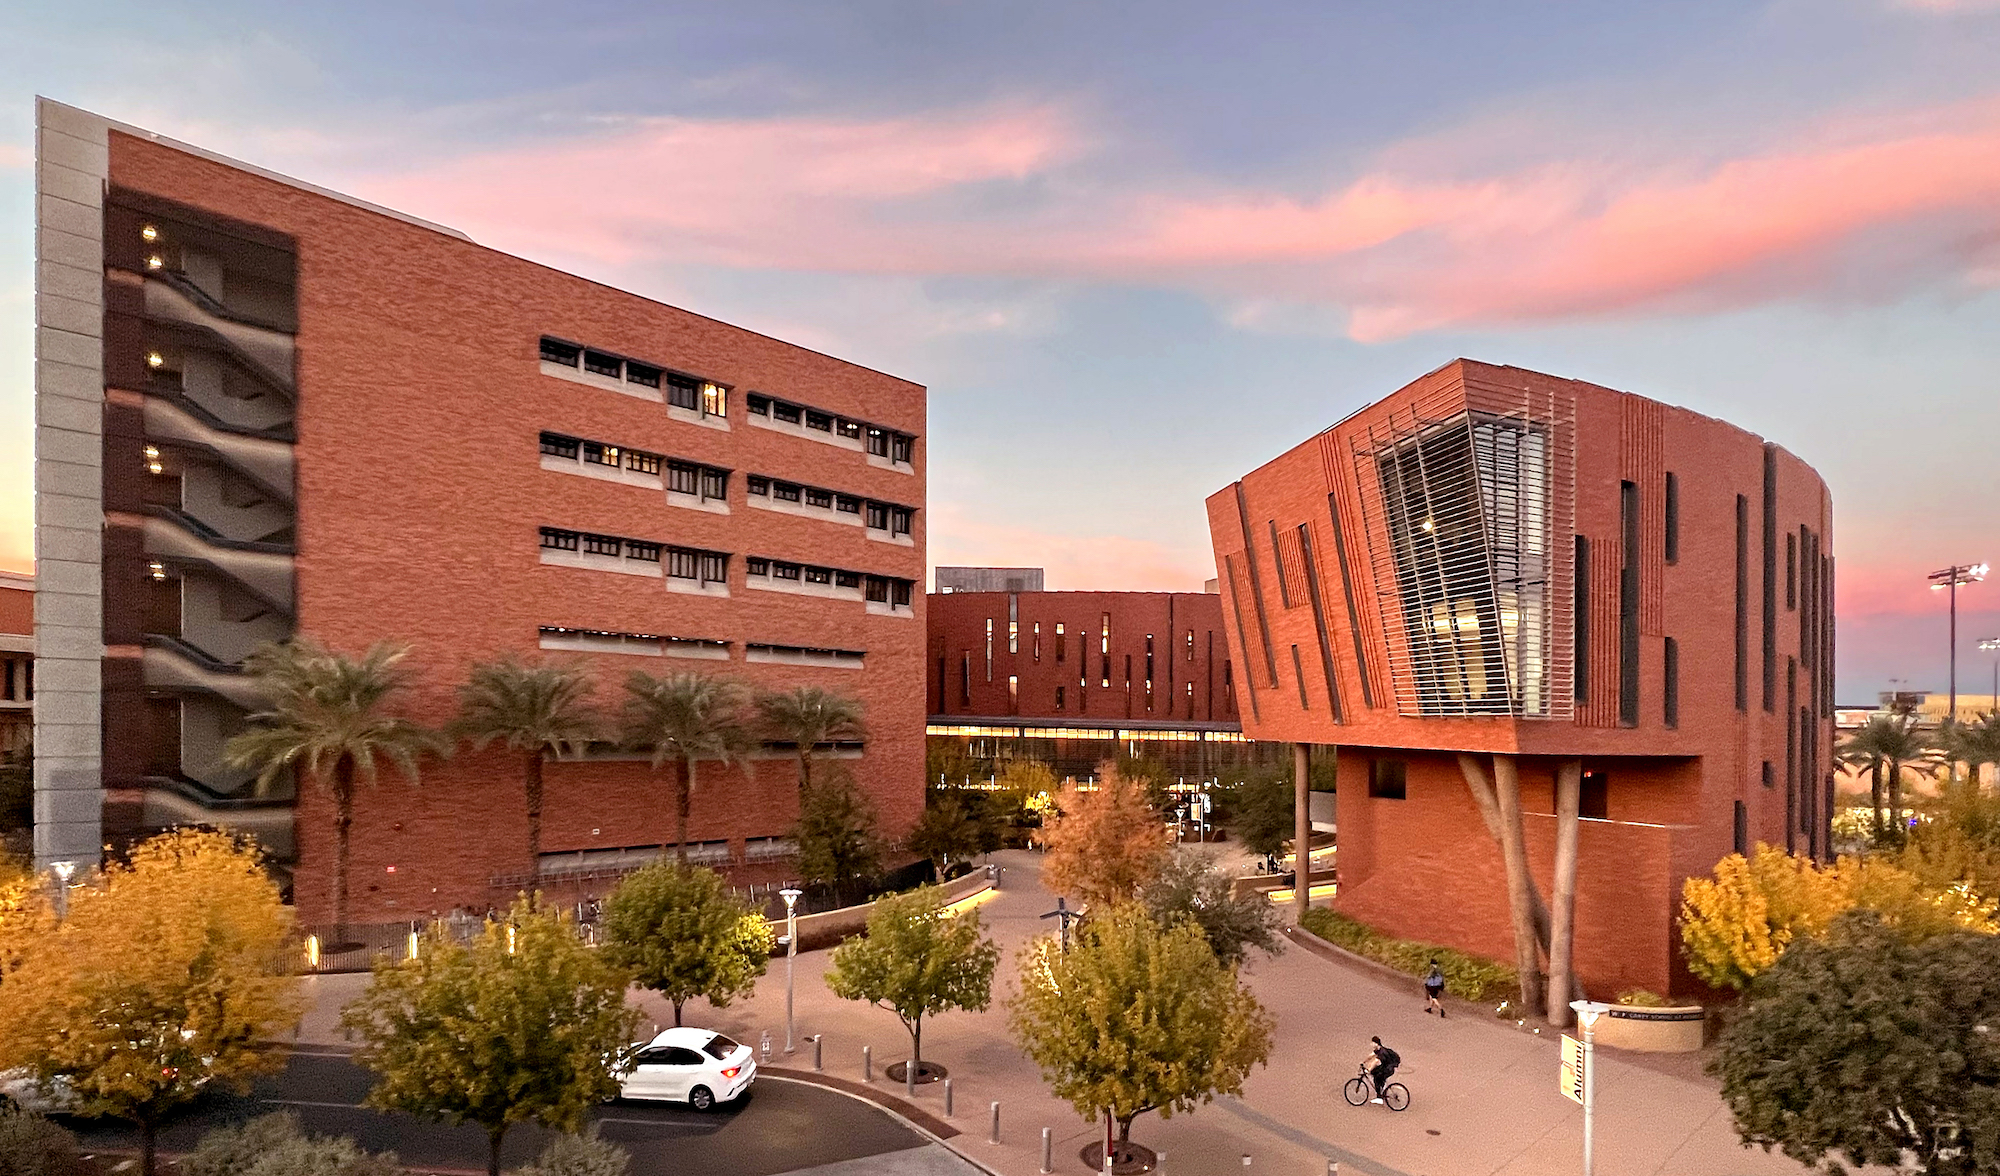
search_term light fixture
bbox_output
[148,561,167,581]
[145,255,163,270]
[146,352,165,369]
[140,225,159,242]
[1420,518,1436,532]
[144,444,163,475]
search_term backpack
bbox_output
[1425,967,1444,988]
[1375,1045,1400,1068]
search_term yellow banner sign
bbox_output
[1560,1034,1585,1105]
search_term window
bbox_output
[805,487,833,509]
[667,374,699,412]
[627,450,662,476]
[584,350,621,378]
[835,570,861,589]
[582,533,623,557]
[892,581,909,605]
[1620,480,1640,727]
[668,549,699,579]
[582,441,621,467]
[775,562,802,580]
[838,419,861,440]
[865,576,890,603]
[1292,644,1308,709]
[1033,622,1041,662]
[961,655,970,706]
[700,552,726,583]
[539,527,579,551]
[1056,623,1065,662]
[774,401,802,425]
[625,361,662,389]
[1733,800,1748,855]
[986,619,993,681]
[1762,760,1774,789]
[747,394,771,416]
[891,507,912,535]
[747,476,771,496]
[668,461,700,496]
[806,410,833,432]
[806,567,832,585]
[836,495,862,514]
[539,431,579,459]
[1269,521,1292,607]
[747,558,770,576]
[1663,636,1680,728]
[1368,759,1407,800]
[1008,675,1019,714]
[1580,771,1609,820]
[774,482,802,503]
[1786,533,1797,609]
[539,337,580,366]
[1186,629,1194,662]
[867,503,890,530]
[867,428,889,457]
[626,540,661,562]
[1056,685,1065,710]
[892,434,913,463]
[1735,494,1749,712]
[701,468,727,500]
[1664,472,1679,564]
[702,383,727,417]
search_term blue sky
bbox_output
[4,0,1999,699]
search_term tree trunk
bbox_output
[676,757,695,864]
[912,1017,923,1067]
[673,997,685,1027]
[1491,755,1546,1015]
[525,749,545,869]
[1293,742,1312,927]
[1118,1112,1136,1144]
[1460,755,1551,1013]
[1870,760,1885,840]
[1888,761,1905,840]
[800,749,813,798]
[1547,759,1582,1027]
[488,1125,506,1176]
[333,756,356,939]
[140,1116,157,1176]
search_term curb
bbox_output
[759,1070,1011,1176]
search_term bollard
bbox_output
[989,1100,1000,1144]
[813,1034,823,1072]
[760,1030,772,1064]
[1040,1127,1053,1173]
[944,1077,953,1118]
[906,1059,916,1098]
[1327,1163,1339,1176]
[863,1045,873,1082]
[1158,1152,1166,1176]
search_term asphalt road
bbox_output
[65,1050,939,1175]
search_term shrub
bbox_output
[0,1103,84,1176]
[1298,908,1516,1001]
[184,1112,401,1176]
[512,1132,633,1176]
[1614,988,1671,1007]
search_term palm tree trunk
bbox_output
[1869,760,1885,840]
[676,756,695,864]
[333,757,356,939]
[799,749,813,797]
[524,750,545,868]
[1889,759,1904,838]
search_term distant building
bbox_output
[0,571,30,755]
[934,567,1044,594]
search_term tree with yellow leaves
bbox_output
[1038,764,1169,909]
[0,830,302,1176]
[1679,844,1998,990]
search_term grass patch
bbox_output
[1614,988,1672,1007]
[1299,908,1517,1002]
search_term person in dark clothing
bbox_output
[1363,1036,1400,1101]
[1423,959,1446,1017]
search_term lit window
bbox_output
[702,383,728,417]
[144,444,163,475]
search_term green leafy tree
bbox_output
[992,760,1058,832]
[1941,712,2000,792]
[1837,714,1939,841]
[1231,767,1293,860]
[452,657,600,871]
[340,897,640,1176]
[0,830,303,1176]
[0,737,30,837]
[755,685,866,796]
[905,790,986,878]
[1113,752,1172,809]
[1141,852,1282,967]
[226,638,447,933]
[621,672,752,863]
[1010,903,1274,1154]
[926,739,988,790]
[793,766,881,897]
[599,862,771,1027]
[1713,911,2000,1175]
[825,885,998,1073]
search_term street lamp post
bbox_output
[1980,638,2000,717]
[780,887,802,1054]
[1569,999,1611,1176]
[1929,563,1989,726]
[50,859,75,923]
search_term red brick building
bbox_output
[0,572,30,756]
[926,583,1271,780]
[1208,359,1834,997]
[33,100,926,921]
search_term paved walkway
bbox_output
[296,849,1817,1176]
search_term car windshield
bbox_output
[703,1034,739,1060]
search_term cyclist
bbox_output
[1362,1036,1400,1103]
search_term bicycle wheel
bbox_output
[1384,1083,1411,1112]
[1342,1077,1371,1106]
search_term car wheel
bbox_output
[688,1085,714,1112]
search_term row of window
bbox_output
[538,527,728,582]
[745,476,913,533]
[538,626,862,665]
[744,558,914,605]
[746,393,914,462]
[540,431,730,499]
[540,336,728,416]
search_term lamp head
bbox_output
[51,860,76,883]
[780,887,802,910]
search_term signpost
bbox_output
[1568,1000,1609,1176]
[1559,1035,1585,1106]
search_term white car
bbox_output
[613,1027,755,1111]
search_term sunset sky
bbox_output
[3,0,1998,698]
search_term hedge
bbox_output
[1299,908,1517,1002]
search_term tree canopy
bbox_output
[1231,768,1293,860]
[904,790,987,878]
[0,830,302,1176]
[599,862,771,1026]
[792,767,881,895]
[452,657,600,868]
[824,884,998,1068]
[620,672,752,862]
[1039,766,1169,909]
[1140,852,1282,968]
[1009,903,1273,1147]
[339,897,639,1176]
[1714,912,2000,1175]
[755,685,866,795]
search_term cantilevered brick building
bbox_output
[33,99,926,922]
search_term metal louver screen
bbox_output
[1351,385,1576,718]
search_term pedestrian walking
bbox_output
[1423,958,1446,1017]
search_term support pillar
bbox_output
[1491,754,1545,1014]
[1547,759,1582,1027]
[1293,741,1312,926]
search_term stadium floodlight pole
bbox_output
[1929,563,1988,725]
[1981,638,2000,717]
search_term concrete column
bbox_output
[1491,754,1544,1014]
[1293,741,1311,926]
[1547,759,1583,1027]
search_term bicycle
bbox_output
[1343,1063,1410,1111]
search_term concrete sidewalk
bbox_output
[296,849,1816,1176]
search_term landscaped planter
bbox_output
[779,868,996,952]
[1591,1002,1705,1053]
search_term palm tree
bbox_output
[1941,712,2000,793]
[451,656,600,875]
[225,638,447,936]
[621,672,753,863]
[1837,714,1939,840]
[756,685,867,797]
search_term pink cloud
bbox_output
[927,504,1212,593]
[0,143,28,170]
